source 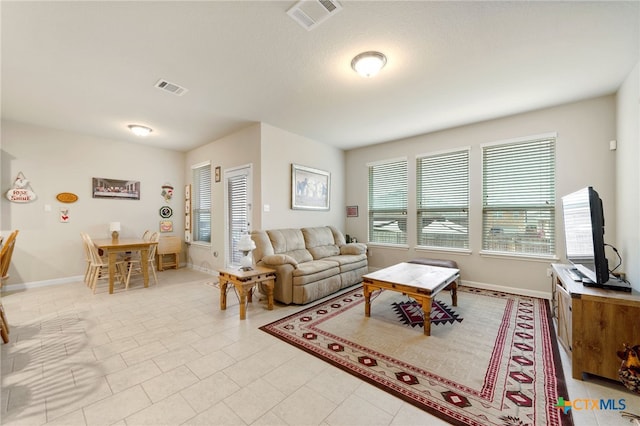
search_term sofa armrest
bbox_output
[340,243,367,255]
[261,254,299,267]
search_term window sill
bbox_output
[479,250,559,263]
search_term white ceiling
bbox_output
[2,1,638,152]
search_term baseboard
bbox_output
[187,263,218,276]
[1,262,209,294]
[1,275,85,293]
[366,266,551,300]
[461,280,552,300]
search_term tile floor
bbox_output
[1,269,638,425]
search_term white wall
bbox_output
[183,122,346,273]
[184,124,261,274]
[1,120,185,286]
[345,96,617,297]
[259,123,345,230]
[616,61,640,291]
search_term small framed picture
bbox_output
[185,214,191,231]
[347,205,359,217]
[185,184,191,200]
[185,199,190,214]
[215,166,221,183]
[160,220,173,233]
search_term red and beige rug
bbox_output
[260,286,573,426]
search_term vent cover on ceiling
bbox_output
[154,79,188,96]
[287,0,342,31]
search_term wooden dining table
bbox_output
[92,238,158,294]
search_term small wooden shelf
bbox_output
[156,236,181,271]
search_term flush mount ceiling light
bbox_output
[128,124,153,137]
[351,51,387,78]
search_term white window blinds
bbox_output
[368,159,408,245]
[192,163,211,243]
[226,167,250,266]
[482,136,556,256]
[417,149,469,249]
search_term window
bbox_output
[225,165,252,267]
[482,135,556,256]
[192,162,211,243]
[368,158,408,245]
[417,149,469,249]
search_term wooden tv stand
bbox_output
[552,263,640,381]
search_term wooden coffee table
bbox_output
[218,266,276,320]
[362,262,459,336]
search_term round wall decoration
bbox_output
[56,192,79,203]
[159,206,173,218]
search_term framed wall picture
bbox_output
[92,177,140,200]
[215,166,221,183]
[347,205,359,217]
[160,220,173,233]
[185,214,191,231]
[291,164,330,210]
[185,184,191,200]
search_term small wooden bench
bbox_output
[408,258,458,306]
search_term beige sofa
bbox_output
[251,226,368,304]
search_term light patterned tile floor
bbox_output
[1,268,638,425]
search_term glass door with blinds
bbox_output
[225,165,253,267]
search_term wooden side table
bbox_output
[218,266,276,320]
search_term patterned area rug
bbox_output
[260,286,573,426]
[392,299,463,327]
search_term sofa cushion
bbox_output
[292,260,340,285]
[322,254,367,269]
[302,227,340,259]
[261,254,298,267]
[340,243,367,255]
[268,229,313,263]
[329,226,347,246]
[251,230,274,262]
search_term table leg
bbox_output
[363,283,372,317]
[140,248,150,288]
[247,285,254,303]
[265,278,274,310]
[108,251,117,294]
[451,281,458,306]
[220,279,228,310]
[237,284,248,320]
[421,296,432,336]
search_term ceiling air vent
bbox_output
[154,79,188,96]
[287,0,342,31]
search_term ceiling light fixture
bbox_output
[128,124,153,137]
[351,51,387,78]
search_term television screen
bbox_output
[561,186,608,285]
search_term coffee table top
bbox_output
[363,262,459,294]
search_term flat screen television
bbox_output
[561,186,609,285]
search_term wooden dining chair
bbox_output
[1,230,19,343]
[83,233,127,293]
[125,232,159,289]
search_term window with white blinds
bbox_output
[368,158,408,245]
[225,166,252,267]
[192,163,211,243]
[482,136,556,256]
[417,149,469,249]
